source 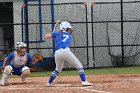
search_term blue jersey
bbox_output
[51,31,72,50]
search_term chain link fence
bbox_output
[0,0,140,71]
[25,1,89,70]
[91,0,140,67]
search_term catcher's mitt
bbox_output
[32,53,43,64]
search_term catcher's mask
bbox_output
[59,21,73,34]
[16,42,27,55]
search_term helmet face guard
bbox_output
[16,42,27,55]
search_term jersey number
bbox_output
[62,35,69,42]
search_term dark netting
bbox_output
[123,22,140,65]
[0,2,14,60]
[92,1,140,67]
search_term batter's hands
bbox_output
[53,20,61,32]
[54,20,61,24]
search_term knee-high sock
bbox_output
[48,70,59,84]
[78,67,86,82]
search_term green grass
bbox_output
[29,66,140,77]
[0,66,139,77]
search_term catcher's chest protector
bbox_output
[11,51,27,68]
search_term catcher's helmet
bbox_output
[16,42,27,54]
[59,21,73,31]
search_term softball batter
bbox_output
[44,21,93,86]
[0,42,33,86]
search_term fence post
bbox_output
[51,0,55,54]
[120,0,124,65]
[85,3,89,67]
[24,0,29,66]
[38,0,43,41]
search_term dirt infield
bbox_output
[0,74,140,93]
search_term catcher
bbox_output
[0,42,42,86]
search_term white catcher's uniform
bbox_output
[12,51,28,67]
[6,51,32,75]
[0,51,32,85]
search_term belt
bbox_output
[57,47,69,50]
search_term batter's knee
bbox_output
[21,66,30,76]
[4,66,12,75]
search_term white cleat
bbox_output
[22,78,26,83]
[22,80,27,83]
[45,81,51,87]
[82,81,93,86]
[0,82,5,86]
[0,80,11,86]
[21,78,29,83]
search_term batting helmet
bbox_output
[59,21,73,31]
